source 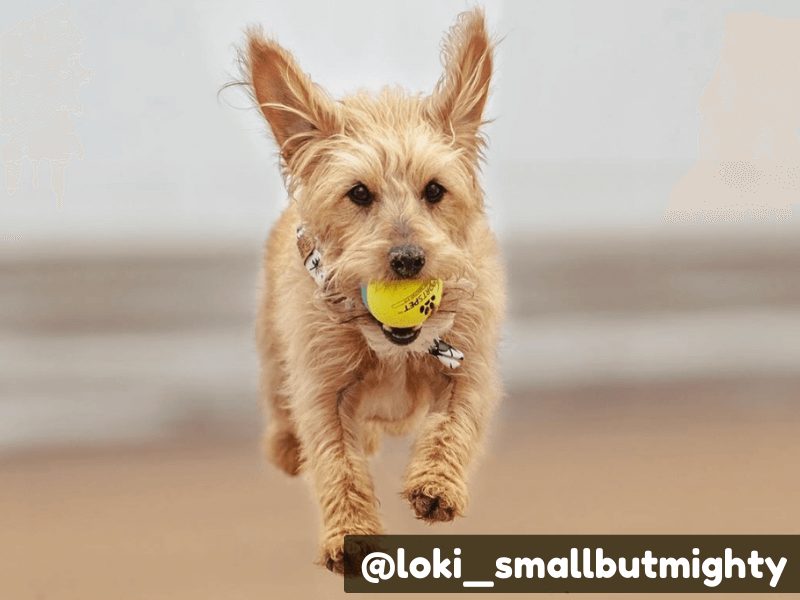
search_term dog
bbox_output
[244,8,504,573]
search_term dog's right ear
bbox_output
[245,29,341,162]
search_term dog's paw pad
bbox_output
[321,535,377,576]
[406,485,464,523]
[322,546,345,575]
[325,554,343,574]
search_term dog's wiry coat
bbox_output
[246,9,505,573]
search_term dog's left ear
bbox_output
[245,29,341,164]
[429,9,493,152]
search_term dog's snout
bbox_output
[388,244,426,278]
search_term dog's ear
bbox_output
[245,30,341,161]
[429,9,493,152]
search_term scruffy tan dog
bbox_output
[245,8,504,573]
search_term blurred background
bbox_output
[1,1,799,598]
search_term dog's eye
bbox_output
[347,183,373,206]
[423,181,445,203]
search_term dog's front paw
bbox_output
[320,536,347,574]
[319,530,379,575]
[404,480,467,523]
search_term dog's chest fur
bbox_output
[357,358,449,433]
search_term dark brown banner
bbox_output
[343,535,799,593]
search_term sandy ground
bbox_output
[2,379,799,600]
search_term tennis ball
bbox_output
[361,279,443,328]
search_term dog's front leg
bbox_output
[403,358,500,522]
[292,376,382,572]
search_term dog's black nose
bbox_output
[388,244,426,278]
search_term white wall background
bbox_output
[3,0,800,249]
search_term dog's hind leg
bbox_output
[261,357,303,476]
[265,424,302,476]
[258,299,303,476]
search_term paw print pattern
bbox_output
[419,295,436,316]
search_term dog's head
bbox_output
[246,9,493,353]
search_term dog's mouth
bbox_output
[381,324,421,346]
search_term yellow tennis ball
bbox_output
[361,279,443,328]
